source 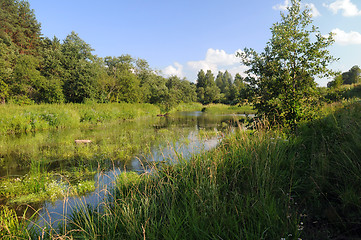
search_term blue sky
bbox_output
[28,0,361,86]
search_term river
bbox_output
[0,111,245,229]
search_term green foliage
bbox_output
[0,102,160,134]
[196,70,221,104]
[0,206,30,239]
[327,73,343,88]
[61,32,99,103]
[239,0,337,129]
[342,65,361,85]
[0,172,95,204]
[202,103,256,115]
[0,0,41,55]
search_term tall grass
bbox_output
[0,103,160,134]
[2,100,361,238]
[63,128,303,239]
[62,101,361,239]
[202,103,256,115]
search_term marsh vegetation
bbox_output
[1,0,361,239]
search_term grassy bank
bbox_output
[63,100,361,239]
[0,102,253,135]
[201,103,256,115]
[0,102,161,134]
[0,102,239,206]
[2,100,361,238]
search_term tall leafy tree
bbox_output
[215,71,224,92]
[61,32,98,103]
[223,71,233,90]
[196,69,206,102]
[0,0,41,55]
[10,54,45,100]
[102,55,141,103]
[0,41,16,103]
[239,0,337,128]
[203,70,220,104]
[342,65,361,85]
[38,37,65,103]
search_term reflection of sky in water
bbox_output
[35,121,222,229]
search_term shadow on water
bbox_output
[0,111,246,228]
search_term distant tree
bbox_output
[10,54,45,100]
[166,75,197,104]
[102,55,141,103]
[223,71,233,89]
[0,0,41,55]
[61,32,98,103]
[215,71,227,103]
[203,70,220,104]
[238,0,337,128]
[327,74,343,88]
[215,71,225,92]
[342,65,361,85]
[196,69,206,102]
[233,73,245,90]
[0,41,16,103]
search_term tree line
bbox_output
[0,0,247,109]
[327,65,361,88]
[2,0,359,129]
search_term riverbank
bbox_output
[0,102,161,134]
[0,102,252,205]
[66,99,361,239]
[2,98,360,238]
[0,102,255,135]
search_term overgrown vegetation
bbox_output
[1,0,361,239]
[0,102,160,134]
[201,103,256,115]
[2,97,356,239]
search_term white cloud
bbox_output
[187,48,246,75]
[323,0,361,16]
[163,62,184,78]
[331,28,361,45]
[305,3,321,17]
[273,0,290,11]
[163,48,248,82]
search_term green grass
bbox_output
[0,206,32,239]
[2,100,361,239]
[0,102,161,134]
[62,128,300,239]
[60,100,361,239]
[168,102,203,113]
[202,103,256,115]
[0,171,96,204]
